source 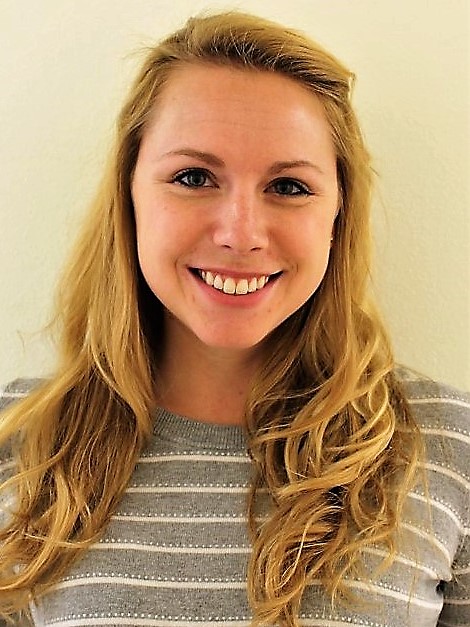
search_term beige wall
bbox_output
[1,0,469,391]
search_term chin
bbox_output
[196,330,271,352]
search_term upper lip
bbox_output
[191,266,281,278]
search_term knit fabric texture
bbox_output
[0,372,469,626]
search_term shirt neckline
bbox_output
[153,407,248,453]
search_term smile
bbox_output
[196,269,279,295]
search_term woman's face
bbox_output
[132,63,339,355]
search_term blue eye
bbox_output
[173,168,213,188]
[268,178,312,197]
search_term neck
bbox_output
[156,320,264,426]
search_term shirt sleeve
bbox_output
[402,374,470,627]
[0,382,37,626]
[438,511,470,625]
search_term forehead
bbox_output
[151,62,330,127]
[139,63,336,169]
[156,61,320,102]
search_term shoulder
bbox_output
[396,367,469,513]
[396,367,470,433]
[0,378,43,470]
[1,379,45,529]
[397,367,470,534]
[396,375,470,620]
[397,368,470,484]
[0,378,44,412]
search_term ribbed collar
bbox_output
[153,407,248,453]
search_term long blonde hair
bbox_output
[0,11,422,625]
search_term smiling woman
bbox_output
[131,64,339,423]
[132,64,338,400]
[0,10,469,627]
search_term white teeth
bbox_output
[223,277,236,294]
[198,270,274,295]
[213,275,224,290]
[235,279,249,295]
[248,277,258,293]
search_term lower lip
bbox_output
[188,270,278,307]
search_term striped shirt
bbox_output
[0,373,469,626]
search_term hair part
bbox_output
[0,11,422,625]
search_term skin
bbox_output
[131,63,339,424]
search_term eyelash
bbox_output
[171,168,313,197]
[266,178,313,197]
[172,168,215,188]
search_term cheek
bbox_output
[290,223,335,292]
[284,216,333,260]
[134,206,200,280]
[136,195,203,241]
[135,203,175,252]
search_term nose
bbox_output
[212,191,269,252]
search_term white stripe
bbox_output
[111,515,250,524]
[126,486,251,494]
[1,391,28,399]
[443,597,470,606]
[362,546,441,580]
[420,461,470,492]
[410,397,470,410]
[54,576,246,591]
[421,426,470,446]
[401,522,452,565]
[93,540,446,579]
[345,578,443,610]
[407,491,468,535]
[453,564,470,575]
[306,576,442,612]
[43,620,250,627]
[0,460,15,472]
[300,621,370,627]
[92,542,251,555]
[139,454,250,464]
[53,574,445,610]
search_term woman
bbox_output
[0,11,469,627]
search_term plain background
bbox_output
[0,0,469,391]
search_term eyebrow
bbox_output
[268,160,325,176]
[163,149,224,167]
[162,149,326,176]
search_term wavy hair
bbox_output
[0,11,422,625]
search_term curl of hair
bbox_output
[0,11,422,625]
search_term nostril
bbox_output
[212,211,268,251]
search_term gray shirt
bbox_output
[1,372,469,626]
